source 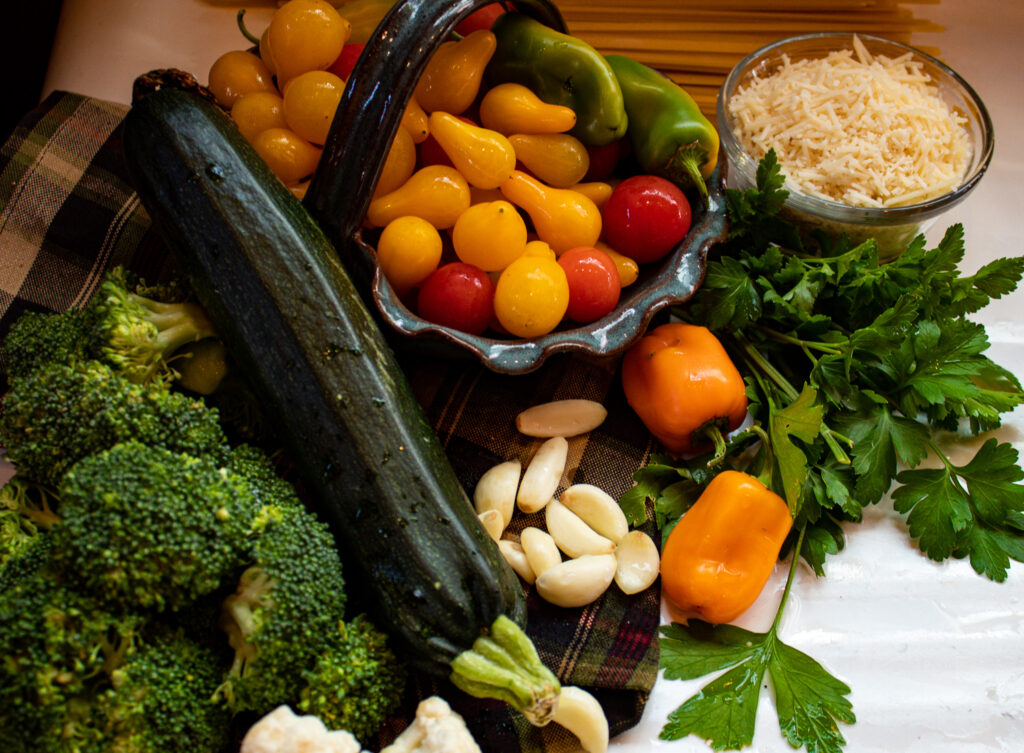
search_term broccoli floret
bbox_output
[0,567,144,752]
[1,307,99,381]
[219,501,347,715]
[0,360,230,485]
[0,476,60,570]
[227,443,303,507]
[97,629,233,753]
[52,441,256,612]
[298,614,407,745]
[0,268,216,385]
[90,268,217,385]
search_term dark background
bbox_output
[3,2,64,141]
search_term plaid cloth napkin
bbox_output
[0,91,661,751]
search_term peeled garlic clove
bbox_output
[516,399,608,438]
[520,526,562,577]
[498,539,536,584]
[517,437,568,514]
[559,483,629,544]
[545,499,615,558]
[478,509,504,541]
[551,686,609,753]
[474,460,521,527]
[535,554,616,608]
[614,530,660,595]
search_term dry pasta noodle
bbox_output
[557,0,944,118]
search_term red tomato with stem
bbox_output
[328,43,364,81]
[416,262,495,335]
[602,175,691,264]
[557,246,621,323]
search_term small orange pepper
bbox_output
[660,470,793,624]
[620,322,747,455]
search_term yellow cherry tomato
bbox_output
[479,82,577,135]
[265,0,351,85]
[400,95,430,144]
[452,200,527,272]
[524,240,556,260]
[374,126,417,197]
[595,240,639,287]
[571,181,614,209]
[376,216,443,296]
[207,50,276,109]
[251,127,322,184]
[231,91,288,144]
[283,70,345,145]
[428,112,516,190]
[493,255,569,337]
[414,30,496,114]
[508,133,590,188]
[500,170,602,254]
[366,165,471,229]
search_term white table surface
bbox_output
[40,1,1024,751]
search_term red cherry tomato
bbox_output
[455,5,505,35]
[602,175,691,264]
[557,246,621,323]
[584,138,624,181]
[327,43,364,81]
[417,262,495,335]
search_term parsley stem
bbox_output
[752,325,845,356]
[772,524,807,634]
[735,335,800,402]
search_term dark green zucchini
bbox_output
[121,87,559,724]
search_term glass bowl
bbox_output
[305,0,728,375]
[717,32,994,258]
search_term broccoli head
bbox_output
[0,267,216,386]
[298,614,407,745]
[1,307,99,382]
[97,629,233,753]
[52,441,256,612]
[91,268,217,384]
[0,360,230,485]
[219,501,347,715]
[0,476,60,571]
[0,566,144,752]
[226,443,303,508]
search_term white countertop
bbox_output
[40,1,1024,751]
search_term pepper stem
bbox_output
[664,142,710,207]
[449,615,561,726]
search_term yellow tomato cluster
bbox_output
[207,0,642,338]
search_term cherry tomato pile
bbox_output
[207,0,695,338]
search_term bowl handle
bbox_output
[304,0,567,289]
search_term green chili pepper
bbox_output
[606,54,719,205]
[486,13,627,146]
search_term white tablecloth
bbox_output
[41,2,1024,751]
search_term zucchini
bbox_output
[121,87,560,725]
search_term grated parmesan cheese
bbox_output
[728,36,971,208]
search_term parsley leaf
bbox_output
[659,532,854,753]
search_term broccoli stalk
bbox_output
[0,477,60,570]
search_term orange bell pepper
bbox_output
[660,470,793,624]
[620,322,747,455]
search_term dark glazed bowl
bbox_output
[304,0,727,374]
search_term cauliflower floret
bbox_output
[381,696,482,753]
[241,705,368,753]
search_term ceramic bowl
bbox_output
[717,32,993,258]
[303,0,726,374]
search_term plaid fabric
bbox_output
[0,91,661,751]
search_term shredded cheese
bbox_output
[728,36,971,208]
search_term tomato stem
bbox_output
[236,9,261,46]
